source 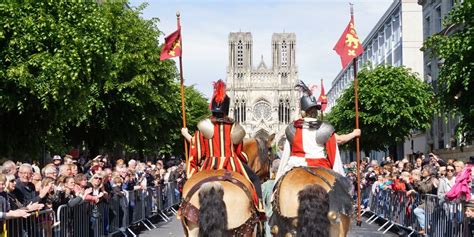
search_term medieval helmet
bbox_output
[295,80,321,112]
[210,80,230,116]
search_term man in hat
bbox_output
[182,79,264,212]
[276,80,361,180]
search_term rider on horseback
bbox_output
[182,79,265,214]
[276,80,361,180]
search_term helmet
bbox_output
[211,95,230,115]
[295,80,321,112]
[210,79,230,116]
[300,95,321,112]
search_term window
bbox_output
[278,98,290,124]
[234,98,246,122]
[393,14,400,44]
[281,41,288,67]
[393,45,402,66]
[424,16,431,39]
[237,40,244,67]
[435,6,442,33]
[254,101,272,121]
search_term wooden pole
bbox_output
[177,12,189,163]
[320,78,324,121]
[353,57,362,226]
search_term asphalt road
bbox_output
[140,214,400,237]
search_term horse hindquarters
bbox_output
[198,182,228,237]
[297,184,330,237]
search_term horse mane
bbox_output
[255,137,268,165]
[297,184,330,237]
[198,182,228,237]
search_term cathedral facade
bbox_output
[226,32,300,144]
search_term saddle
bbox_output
[270,167,353,235]
[179,170,259,236]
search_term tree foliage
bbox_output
[0,1,209,159]
[327,65,434,152]
[422,1,474,140]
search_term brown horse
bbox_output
[270,167,353,237]
[180,170,260,237]
[243,134,275,182]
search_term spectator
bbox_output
[31,172,42,192]
[13,164,50,206]
[412,166,438,234]
[438,164,456,201]
[0,174,35,220]
[2,160,17,176]
[262,159,280,237]
[454,161,465,174]
[59,164,72,177]
[42,164,57,179]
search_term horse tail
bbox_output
[198,182,227,237]
[297,184,330,237]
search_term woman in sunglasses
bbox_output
[437,164,456,202]
[84,173,109,204]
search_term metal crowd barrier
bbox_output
[424,194,467,237]
[363,189,469,236]
[52,182,180,237]
[364,189,420,235]
[1,209,55,237]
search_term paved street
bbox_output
[141,214,399,237]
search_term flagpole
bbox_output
[353,56,362,227]
[349,3,362,227]
[320,78,324,121]
[177,12,189,163]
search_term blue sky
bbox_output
[130,0,393,98]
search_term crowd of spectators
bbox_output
[0,154,186,223]
[345,153,474,235]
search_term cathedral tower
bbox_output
[226,32,299,144]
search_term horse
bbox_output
[243,134,275,182]
[270,167,353,237]
[180,170,260,237]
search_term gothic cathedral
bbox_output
[226,32,300,145]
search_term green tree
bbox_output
[0,1,187,159]
[423,1,474,140]
[0,1,113,158]
[327,65,434,152]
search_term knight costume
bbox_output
[186,80,263,210]
[276,81,345,181]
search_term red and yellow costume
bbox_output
[186,116,250,181]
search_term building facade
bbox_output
[226,32,300,144]
[326,0,424,160]
[418,0,473,160]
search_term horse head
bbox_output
[243,133,275,182]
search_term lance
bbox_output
[177,12,189,162]
[349,3,362,226]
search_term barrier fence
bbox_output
[1,209,55,237]
[363,189,470,236]
[2,181,182,237]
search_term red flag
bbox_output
[333,16,364,68]
[318,81,327,112]
[160,27,182,60]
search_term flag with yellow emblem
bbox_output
[160,26,182,61]
[318,79,327,112]
[333,16,364,68]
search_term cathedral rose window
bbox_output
[253,101,272,120]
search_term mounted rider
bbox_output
[276,80,361,180]
[182,79,264,213]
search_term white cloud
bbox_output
[131,0,393,97]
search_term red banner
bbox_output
[318,82,327,112]
[160,27,182,61]
[333,16,364,68]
